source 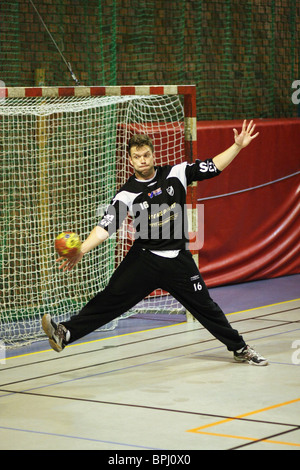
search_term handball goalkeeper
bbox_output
[42,120,268,366]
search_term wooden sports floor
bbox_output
[0,274,299,451]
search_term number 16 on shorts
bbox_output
[193,281,202,292]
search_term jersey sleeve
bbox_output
[98,196,128,237]
[185,158,221,185]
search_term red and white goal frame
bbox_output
[1,84,199,324]
[1,84,197,157]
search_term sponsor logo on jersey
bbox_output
[166,186,174,196]
[100,213,115,227]
[148,187,162,198]
[199,161,218,173]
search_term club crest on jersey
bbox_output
[148,187,162,198]
[166,186,174,196]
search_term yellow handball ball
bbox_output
[55,231,81,259]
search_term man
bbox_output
[42,120,268,366]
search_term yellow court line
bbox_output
[226,297,300,316]
[5,322,183,361]
[187,397,300,448]
[6,297,300,361]
[194,431,300,448]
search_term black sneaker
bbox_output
[234,345,268,366]
[42,314,68,352]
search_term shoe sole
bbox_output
[42,314,54,337]
[42,314,63,353]
[48,338,63,353]
[234,356,268,366]
[249,359,269,366]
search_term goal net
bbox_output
[0,85,197,346]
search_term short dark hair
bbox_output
[127,134,154,155]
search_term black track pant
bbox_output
[62,245,246,351]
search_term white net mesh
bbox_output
[0,93,187,346]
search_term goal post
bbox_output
[0,85,198,346]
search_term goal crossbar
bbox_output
[0,84,197,153]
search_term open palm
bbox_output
[233,120,259,148]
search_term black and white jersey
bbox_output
[98,158,221,251]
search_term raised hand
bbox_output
[233,120,259,148]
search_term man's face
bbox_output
[129,145,155,180]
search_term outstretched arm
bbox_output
[213,120,259,172]
[57,226,109,272]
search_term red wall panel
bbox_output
[196,119,300,287]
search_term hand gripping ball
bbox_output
[55,232,81,259]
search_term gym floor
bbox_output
[0,274,299,451]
